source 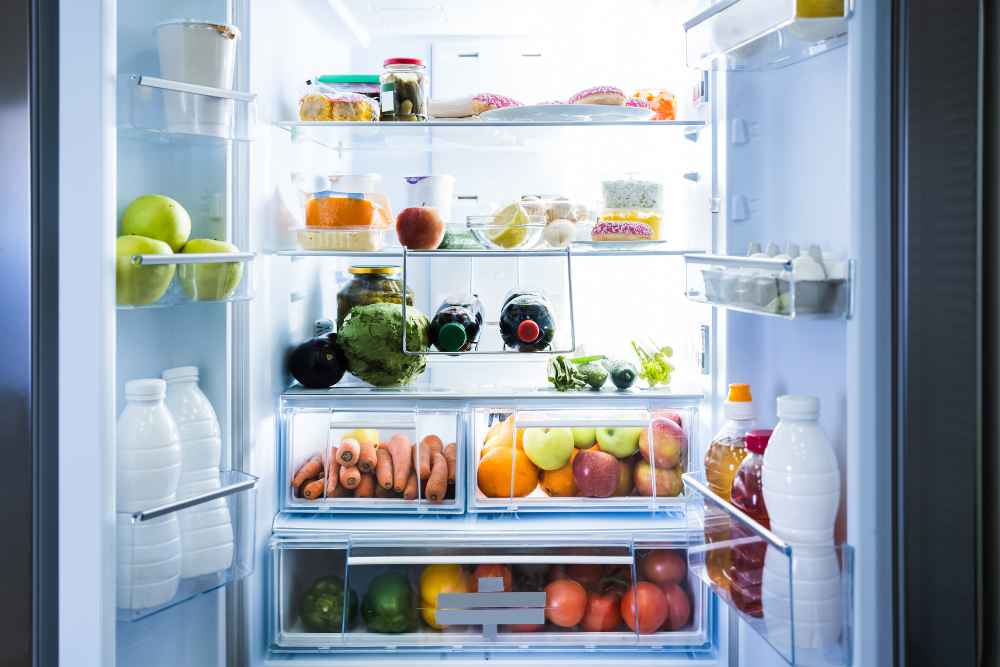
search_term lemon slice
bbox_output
[488,202,530,248]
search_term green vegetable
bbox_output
[579,362,609,390]
[438,229,483,250]
[300,575,358,633]
[361,571,419,633]
[631,340,675,388]
[547,355,587,392]
[570,354,607,365]
[609,360,638,390]
[339,302,431,386]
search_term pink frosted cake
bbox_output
[591,220,653,241]
[568,85,626,106]
[429,93,523,118]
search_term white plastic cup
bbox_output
[155,20,240,135]
[403,175,456,223]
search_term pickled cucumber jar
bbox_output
[336,265,415,329]
[380,58,428,121]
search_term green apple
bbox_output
[595,427,642,459]
[116,235,176,306]
[122,194,191,251]
[178,238,244,301]
[523,427,575,471]
[570,427,597,449]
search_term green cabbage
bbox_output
[339,302,430,387]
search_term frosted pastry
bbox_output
[599,208,662,240]
[591,220,652,242]
[299,91,379,122]
[429,93,522,118]
[568,86,625,106]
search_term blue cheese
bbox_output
[601,179,663,209]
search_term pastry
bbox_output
[568,86,626,106]
[590,220,652,242]
[625,97,650,108]
[600,208,662,240]
[429,93,522,118]
[299,91,379,122]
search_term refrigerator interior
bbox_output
[108,1,870,666]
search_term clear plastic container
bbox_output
[380,58,428,121]
[304,191,392,230]
[295,227,389,252]
[466,215,545,251]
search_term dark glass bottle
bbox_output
[429,294,485,353]
[499,289,556,352]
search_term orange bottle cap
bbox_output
[727,383,752,402]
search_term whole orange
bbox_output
[477,445,539,497]
[540,449,579,497]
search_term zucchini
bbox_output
[609,360,638,390]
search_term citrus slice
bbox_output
[488,202,530,248]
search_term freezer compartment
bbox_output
[281,405,464,514]
[684,0,850,71]
[683,471,852,666]
[269,535,712,654]
[116,470,257,621]
[468,407,694,514]
[684,253,851,319]
[120,74,257,142]
[116,252,255,309]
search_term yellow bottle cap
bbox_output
[728,383,752,402]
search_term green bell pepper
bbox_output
[300,575,357,633]
[361,571,419,633]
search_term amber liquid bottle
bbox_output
[725,429,772,617]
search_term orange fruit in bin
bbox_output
[480,416,525,458]
[478,445,539,498]
[540,449,579,497]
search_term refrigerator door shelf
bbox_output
[682,471,853,666]
[116,252,255,310]
[269,535,712,655]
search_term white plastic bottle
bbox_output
[761,395,841,649]
[116,378,182,609]
[163,366,234,578]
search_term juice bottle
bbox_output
[703,383,754,590]
[429,293,485,352]
[725,428,772,617]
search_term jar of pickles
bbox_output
[380,58,428,121]
[336,265,415,329]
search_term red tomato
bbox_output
[472,564,512,592]
[659,582,692,631]
[544,579,588,628]
[566,564,605,590]
[620,582,668,634]
[503,623,544,632]
[581,590,622,632]
[641,550,686,585]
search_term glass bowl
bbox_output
[466,215,545,251]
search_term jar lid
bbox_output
[384,57,424,67]
[162,366,199,383]
[125,378,165,399]
[745,429,773,454]
[349,265,400,275]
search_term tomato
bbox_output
[620,582,668,634]
[659,582,692,631]
[544,579,588,628]
[581,590,622,632]
[503,622,544,633]
[641,550,686,585]
[472,564,512,592]
[547,564,568,582]
[566,564,605,590]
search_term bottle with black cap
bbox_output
[498,288,556,352]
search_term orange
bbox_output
[477,446,539,498]
[480,416,525,458]
[540,449,578,497]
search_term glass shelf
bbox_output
[684,0,851,71]
[117,470,257,622]
[276,244,703,259]
[682,471,853,666]
[116,252,255,309]
[684,253,852,319]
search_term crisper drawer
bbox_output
[269,535,713,655]
[280,406,464,514]
[468,406,695,513]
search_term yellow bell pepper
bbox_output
[419,564,470,630]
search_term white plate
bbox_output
[573,240,667,250]
[479,104,653,123]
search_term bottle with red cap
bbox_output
[498,289,556,352]
[725,428,772,618]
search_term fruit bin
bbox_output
[117,470,257,622]
[116,252,256,309]
[468,406,696,514]
[268,533,713,655]
[280,405,464,514]
[682,471,853,666]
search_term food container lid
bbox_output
[310,191,368,201]
[155,19,241,40]
[315,74,380,84]
[384,57,424,67]
[745,429,773,454]
[349,265,400,276]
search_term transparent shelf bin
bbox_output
[116,252,255,309]
[469,407,696,515]
[279,404,464,515]
[275,245,703,259]
[684,253,852,319]
[269,535,712,655]
[684,0,851,71]
[120,74,257,142]
[682,471,853,666]
[117,470,257,622]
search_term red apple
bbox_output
[396,206,444,249]
[634,461,683,497]
[613,457,635,496]
[638,416,687,469]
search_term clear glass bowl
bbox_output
[466,215,545,250]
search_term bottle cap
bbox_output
[745,429,773,454]
[517,319,540,343]
[125,378,166,399]
[436,322,468,352]
[724,383,753,420]
[162,366,199,383]
[777,394,820,420]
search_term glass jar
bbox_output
[380,58,428,121]
[336,265,415,329]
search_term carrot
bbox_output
[329,484,352,498]
[375,447,393,490]
[403,470,419,501]
[374,484,398,498]
[340,464,361,490]
[386,434,413,492]
[443,442,457,483]
[302,478,325,500]
[291,455,323,490]
[357,440,378,473]
[425,451,448,502]
[354,473,375,498]
[326,459,340,497]
[337,438,361,467]
[414,434,444,480]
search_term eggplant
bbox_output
[288,320,347,389]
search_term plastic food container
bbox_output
[298,90,379,122]
[310,74,380,101]
[380,58,428,121]
[467,215,545,250]
[304,191,392,229]
[295,227,389,252]
[403,175,455,223]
